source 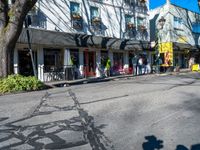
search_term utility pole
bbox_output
[24,16,37,77]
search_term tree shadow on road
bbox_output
[0,91,114,150]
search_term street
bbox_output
[0,72,200,150]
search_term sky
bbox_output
[149,0,200,13]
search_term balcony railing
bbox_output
[42,65,77,82]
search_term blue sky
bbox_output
[149,0,200,13]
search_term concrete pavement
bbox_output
[0,71,200,150]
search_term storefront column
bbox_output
[13,48,18,74]
[64,49,71,66]
[108,51,113,67]
[79,49,84,78]
[178,53,182,67]
[96,50,101,77]
[37,47,44,81]
[123,52,129,73]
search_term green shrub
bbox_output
[0,74,45,94]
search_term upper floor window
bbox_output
[137,17,146,31]
[90,6,101,30]
[137,17,144,25]
[124,0,134,6]
[125,15,132,23]
[90,6,99,19]
[174,17,183,29]
[192,23,200,33]
[125,15,135,30]
[70,2,80,14]
[70,2,83,30]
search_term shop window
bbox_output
[160,53,164,65]
[44,49,62,72]
[101,51,108,68]
[70,49,79,68]
[113,53,124,73]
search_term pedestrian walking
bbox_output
[143,57,148,74]
[132,55,138,76]
[189,57,195,71]
[138,56,143,75]
[105,57,111,77]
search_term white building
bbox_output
[150,0,200,70]
[14,0,150,81]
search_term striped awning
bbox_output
[18,28,150,51]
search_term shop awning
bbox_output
[173,42,199,52]
[17,28,150,51]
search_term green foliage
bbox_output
[0,74,45,94]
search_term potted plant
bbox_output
[127,22,135,29]
[71,12,82,20]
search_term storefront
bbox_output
[84,50,96,77]
[18,49,37,76]
[15,28,150,81]
[113,52,124,75]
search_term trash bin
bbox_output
[65,66,75,80]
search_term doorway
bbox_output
[84,51,96,77]
[18,50,37,76]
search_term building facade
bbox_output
[150,1,200,70]
[14,0,150,81]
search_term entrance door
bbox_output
[18,50,37,76]
[84,51,96,77]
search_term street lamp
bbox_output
[155,16,166,73]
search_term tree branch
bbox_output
[5,0,37,47]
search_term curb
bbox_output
[46,70,193,87]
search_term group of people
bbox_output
[132,55,151,76]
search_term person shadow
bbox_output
[142,135,200,150]
[142,135,164,150]
[176,144,200,150]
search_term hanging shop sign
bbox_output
[159,42,173,66]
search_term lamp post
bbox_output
[156,16,166,73]
[25,15,37,77]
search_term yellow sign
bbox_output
[192,64,200,71]
[159,42,173,66]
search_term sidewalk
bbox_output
[46,68,191,87]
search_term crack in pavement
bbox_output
[68,89,115,150]
[0,92,85,149]
[0,89,115,150]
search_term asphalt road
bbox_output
[0,72,200,150]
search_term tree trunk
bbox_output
[0,31,17,77]
[0,0,38,78]
[0,36,8,77]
